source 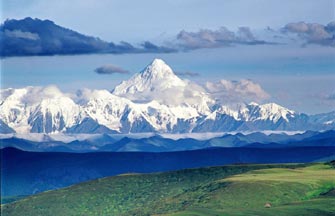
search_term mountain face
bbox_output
[1,59,334,134]
[113,59,213,113]
[309,111,335,130]
[113,59,187,99]
[0,119,15,133]
[0,86,83,133]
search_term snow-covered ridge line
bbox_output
[1,59,334,134]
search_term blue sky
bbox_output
[1,0,335,114]
[2,0,334,42]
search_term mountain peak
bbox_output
[151,58,167,66]
[113,59,187,101]
[140,58,175,78]
[248,102,259,106]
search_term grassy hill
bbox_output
[4,146,334,199]
[1,162,334,216]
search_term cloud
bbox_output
[3,17,333,57]
[108,41,137,53]
[311,91,335,108]
[176,26,269,50]
[95,64,129,75]
[4,29,40,40]
[73,88,111,105]
[282,21,335,47]
[205,79,270,104]
[237,27,256,42]
[0,17,176,57]
[175,71,200,77]
[20,85,67,104]
[325,92,335,100]
[113,78,212,107]
[140,41,177,53]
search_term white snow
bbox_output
[113,58,214,111]
[0,86,83,133]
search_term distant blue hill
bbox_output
[0,17,175,57]
[1,130,334,152]
[1,146,335,199]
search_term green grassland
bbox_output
[0,196,28,205]
[1,162,334,216]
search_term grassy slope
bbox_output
[1,163,334,216]
[0,196,28,205]
[167,163,335,216]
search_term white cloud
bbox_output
[119,80,212,107]
[205,79,270,104]
[21,85,68,104]
[5,29,40,40]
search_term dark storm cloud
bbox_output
[0,17,176,57]
[95,64,129,75]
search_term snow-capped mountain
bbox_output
[0,59,334,134]
[113,59,187,100]
[0,86,84,133]
[113,59,214,113]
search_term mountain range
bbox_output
[1,59,334,134]
[1,130,335,152]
